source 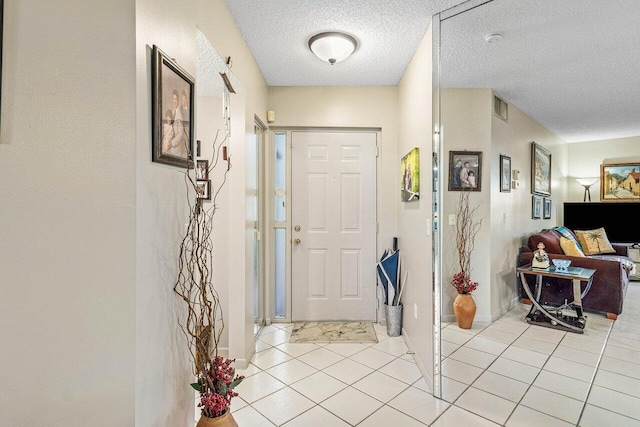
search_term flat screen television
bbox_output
[563,202,640,244]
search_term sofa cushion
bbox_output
[528,229,563,254]
[574,227,616,255]
[560,237,585,257]
[554,226,583,250]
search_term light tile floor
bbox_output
[226,281,640,426]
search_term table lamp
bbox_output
[576,177,598,202]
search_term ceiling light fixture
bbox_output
[308,32,358,65]
[484,32,503,43]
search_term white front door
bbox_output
[291,131,377,321]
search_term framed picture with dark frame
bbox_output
[543,198,552,219]
[196,159,209,181]
[532,195,542,219]
[196,180,211,201]
[152,45,195,168]
[500,154,511,193]
[600,162,640,202]
[448,151,482,191]
[531,142,551,196]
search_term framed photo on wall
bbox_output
[196,180,211,200]
[152,45,195,168]
[543,198,552,219]
[600,162,640,202]
[448,151,482,191]
[532,195,542,219]
[531,142,551,196]
[500,154,511,192]
[401,147,420,202]
[196,159,209,180]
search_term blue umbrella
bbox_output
[377,250,400,305]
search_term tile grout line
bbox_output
[575,316,616,426]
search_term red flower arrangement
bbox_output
[192,356,244,419]
[451,272,478,294]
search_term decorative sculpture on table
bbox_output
[532,242,550,269]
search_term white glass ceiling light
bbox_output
[308,32,357,65]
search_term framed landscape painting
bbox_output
[448,151,482,191]
[600,163,640,202]
[531,142,551,196]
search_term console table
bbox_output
[517,264,596,334]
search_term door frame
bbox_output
[252,115,267,333]
[267,127,381,323]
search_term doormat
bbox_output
[289,321,378,343]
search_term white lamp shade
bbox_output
[576,177,598,187]
[309,32,357,64]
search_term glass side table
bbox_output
[517,264,596,334]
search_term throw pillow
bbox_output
[553,226,583,250]
[560,236,585,257]
[574,227,616,255]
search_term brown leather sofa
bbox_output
[518,228,633,319]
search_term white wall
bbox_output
[397,24,434,387]
[441,89,493,321]
[0,1,137,426]
[567,135,640,202]
[268,86,399,258]
[441,90,568,321]
[135,0,266,424]
[196,0,268,368]
[490,102,567,320]
[135,0,198,425]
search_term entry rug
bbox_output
[289,321,378,343]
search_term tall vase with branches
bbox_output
[173,129,243,425]
[451,188,483,328]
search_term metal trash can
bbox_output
[384,303,403,337]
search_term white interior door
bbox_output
[291,131,377,321]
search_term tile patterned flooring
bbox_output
[227,281,640,426]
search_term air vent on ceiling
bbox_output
[493,94,508,122]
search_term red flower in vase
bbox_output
[451,272,478,294]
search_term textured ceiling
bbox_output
[441,0,640,142]
[224,0,640,142]
[224,0,462,86]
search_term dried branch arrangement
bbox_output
[174,129,230,376]
[453,188,483,294]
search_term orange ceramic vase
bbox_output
[196,411,238,427]
[453,293,476,329]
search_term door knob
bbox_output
[294,238,301,245]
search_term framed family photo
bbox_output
[531,142,551,196]
[152,45,195,168]
[196,159,209,180]
[448,151,482,191]
[600,163,640,202]
[500,154,511,192]
[401,148,420,202]
[196,180,211,200]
